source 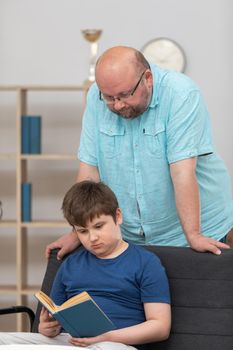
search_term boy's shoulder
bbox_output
[63,244,163,268]
[63,246,87,264]
[129,244,163,265]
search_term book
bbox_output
[21,115,42,154]
[21,116,30,154]
[30,116,41,154]
[35,290,116,337]
[21,182,32,222]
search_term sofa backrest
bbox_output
[147,246,233,350]
[33,246,233,350]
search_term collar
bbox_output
[148,86,158,109]
[148,64,163,109]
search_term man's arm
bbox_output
[170,157,229,255]
[69,302,171,346]
[45,162,100,259]
[76,161,100,182]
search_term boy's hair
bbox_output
[62,181,119,228]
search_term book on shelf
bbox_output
[21,115,42,154]
[21,116,30,154]
[35,290,116,337]
[30,116,41,154]
[21,182,31,222]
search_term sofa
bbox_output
[31,246,233,350]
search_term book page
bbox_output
[59,291,90,310]
[35,290,92,313]
[35,291,57,313]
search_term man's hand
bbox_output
[38,307,61,337]
[45,230,80,260]
[170,158,230,255]
[188,234,230,255]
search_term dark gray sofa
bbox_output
[32,246,233,350]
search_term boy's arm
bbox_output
[38,307,61,338]
[69,302,171,346]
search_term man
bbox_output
[47,46,233,258]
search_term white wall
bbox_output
[0,0,232,330]
[1,0,232,169]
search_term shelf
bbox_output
[0,85,86,91]
[20,154,77,160]
[0,286,17,295]
[0,153,16,160]
[20,221,70,228]
[0,220,17,228]
[0,84,86,331]
[0,153,77,160]
[0,286,41,296]
[0,221,70,228]
[0,86,19,91]
[21,286,41,295]
[20,85,85,91]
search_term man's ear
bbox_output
[145,69,153,88]
[116,208,123,225]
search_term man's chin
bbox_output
[117,110,141,119]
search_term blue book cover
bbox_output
[30,116,41,154]
[21,116,30,154]
[21,183,32,222]
[35,290,116,337]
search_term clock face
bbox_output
[141,38,186,72]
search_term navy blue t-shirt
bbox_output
[51,244,170,347]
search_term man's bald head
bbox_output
[95,46,150,86]
[95,46,152,119]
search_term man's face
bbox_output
[98,69,153,119]
[73,210,123,259]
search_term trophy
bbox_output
[81,29,102,87]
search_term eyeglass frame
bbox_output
[99,69,147,104]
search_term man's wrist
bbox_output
[186,231,202,244]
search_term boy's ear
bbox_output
[116,208,123,224]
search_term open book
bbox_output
[35,290,116,337]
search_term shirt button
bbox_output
[139,229,144,236]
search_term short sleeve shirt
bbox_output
[51,244,170,329]
[78,64,233,246]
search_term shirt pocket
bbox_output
[143,126,166,158]
[99,124,125,159]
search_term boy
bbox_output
[39,181,171,350]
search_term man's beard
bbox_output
[109,89,151,119]
[109,100,149,119]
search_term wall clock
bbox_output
[141,37,186,72]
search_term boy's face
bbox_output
[73,209,123,259]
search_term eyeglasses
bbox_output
[99,70,146,104]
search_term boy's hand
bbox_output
[38,307,61,337]
[69,333,108,347]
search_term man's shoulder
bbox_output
[86,82,100,100]
[151,64,200,97]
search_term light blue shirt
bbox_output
[78,64,233,246]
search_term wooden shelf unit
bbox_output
[0,85,87,330]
